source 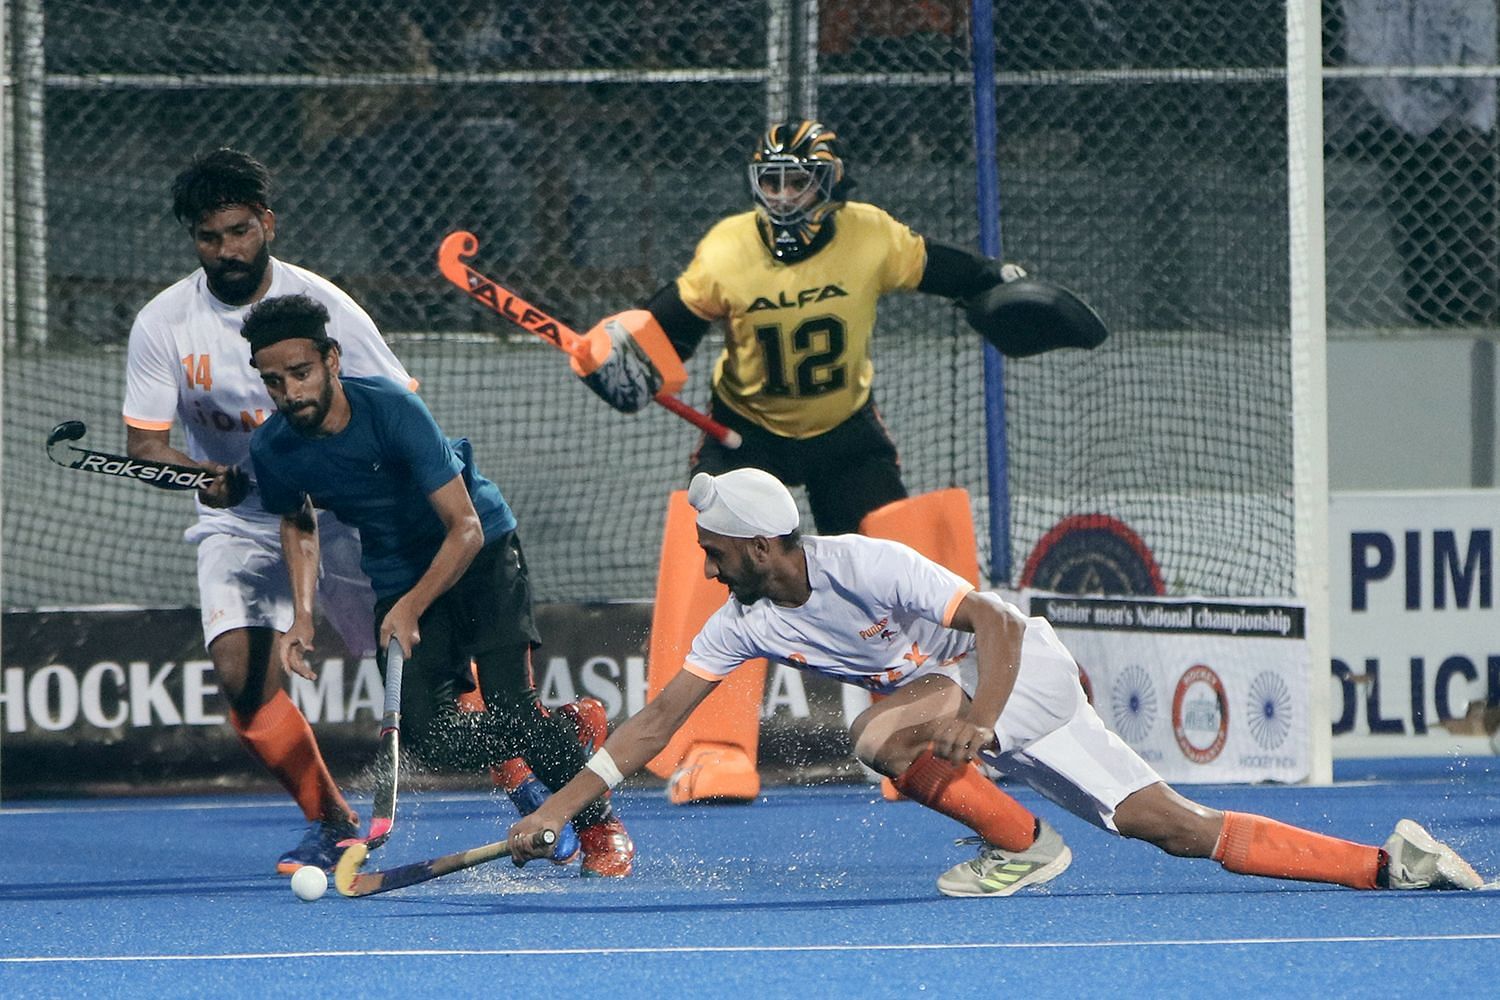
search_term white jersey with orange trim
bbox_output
[684,534,985,693]
[123,257,411,543]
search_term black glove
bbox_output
[963,278,1109,358]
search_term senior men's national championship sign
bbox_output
[1027,592,1311,784]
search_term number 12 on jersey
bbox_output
[753,317,848,397]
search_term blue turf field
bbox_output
[2,760,1498,999]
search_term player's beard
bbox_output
[718,552,768,605]
[280,376,335,434]
[205,241,271,305]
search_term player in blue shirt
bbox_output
[244,293,634,877]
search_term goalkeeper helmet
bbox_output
[749,121,848,262]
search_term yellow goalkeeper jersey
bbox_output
[675,201,926,439]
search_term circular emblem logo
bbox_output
[1109,664,1158,744]
[1246,670,1292,750]
[1172,664,1228,764]
[1021,514,1164,596]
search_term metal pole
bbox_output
[15,0,47,349]
[766,0,792,124]
[1287,0,1332,785]
[970,0,1011,586]
[800,0,819,119]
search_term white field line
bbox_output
[5,933,1500,964]
[0,791,500,816]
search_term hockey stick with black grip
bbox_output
[45,420,216,491]
[337,638,405,853]
[437,231,741,448]
[335,828,557,898]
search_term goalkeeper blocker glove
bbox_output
[963,277,1109,359]
[570,310,689,413]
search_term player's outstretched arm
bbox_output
[916,239,1023,301]
[507,669,719,862]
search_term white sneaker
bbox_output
[937,818,1072,897]
[1382,819,1483,890]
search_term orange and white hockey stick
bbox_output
[438,231,740,449]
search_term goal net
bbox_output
[4,0,1318,614]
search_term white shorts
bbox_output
[971,619,1162,833]
[195,518,376,657]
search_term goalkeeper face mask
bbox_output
[748,120,850,263]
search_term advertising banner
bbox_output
[1029,593,1312,784]
[1329,491,1500,757]
[0,604,854,796]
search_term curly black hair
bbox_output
[171,147,272,226]
[241,294,339,359]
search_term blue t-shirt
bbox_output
[250,376,517,597]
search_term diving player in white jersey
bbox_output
[507,468,1484,895]
[123,148,413,873]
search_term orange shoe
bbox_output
[578,816,635,877]
[558,697,609,755]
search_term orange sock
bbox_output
[892,749,1036,852]
[1212,811,1382,889]
[456,659,487,714]
[231,690,353,826]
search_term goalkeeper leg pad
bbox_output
[668,743,761,805]
[859,489,980,586]
[644,490,766,802]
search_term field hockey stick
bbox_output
[335,828,557,898]
[338,638,404,852]
[45,420,216,491]
[437,231,741,448]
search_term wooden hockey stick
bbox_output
[437,231,740,449]
[337,639,404,852]
[45,420,216,491]
[335,828,557,898]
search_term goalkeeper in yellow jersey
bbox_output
[573,120,1104,804]
[580,119,1101,532]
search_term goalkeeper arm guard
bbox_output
[570,310,689,413]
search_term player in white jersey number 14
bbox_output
[121,148,412,874]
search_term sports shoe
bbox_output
[936,818,1072,897]
[277,816,360,875]
[558,697,609,755]
[578,816,635,877]
[1382,819,1483,890]
[499,769,581,865]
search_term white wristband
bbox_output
[584,748,626,790]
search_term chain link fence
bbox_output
[1325,0,1498,331]
[5,1,1493,612]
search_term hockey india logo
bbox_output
[1246,670,1292,750]
[1109,664,1158,745]
[1172,664,1229,764]
[1021,514,1164,596]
